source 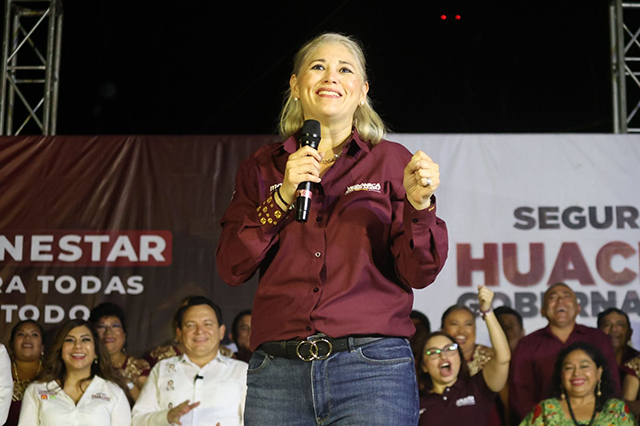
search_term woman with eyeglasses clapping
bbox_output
[418,286,511,426]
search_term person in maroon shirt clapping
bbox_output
[216,32,448,425]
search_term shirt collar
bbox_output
[282,128,371,156]
[178,350,229,367]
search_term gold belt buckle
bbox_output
[295,336,333,362]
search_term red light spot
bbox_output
[455,15,461,20]
[441,15,447,20]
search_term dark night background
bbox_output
[17,0,616,134]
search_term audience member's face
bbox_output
[12,323,44,363]
[235,314,252,351]
[181,304,225,361]
[496,313,525,352]
[95,315,126,356]
[442,309,476,358]
[422,335,461,389]
[542,284,580,328]
[599,311,631,351]
[61,325,96,375]
[560,349,602,399]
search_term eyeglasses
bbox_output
[95,324,123,333]
[424,343,459,359]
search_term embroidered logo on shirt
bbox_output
[345,182,381,195]
[38,391,57,400]
[91,392,111,402]
[455,395,476,407]
[270,183,283,193]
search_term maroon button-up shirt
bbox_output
[216,132,448,350]
[419,373,497,426]
[508,324,621,423]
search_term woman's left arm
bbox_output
[479,286,511,392]
[391,150,448,289]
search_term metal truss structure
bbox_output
[0,0,63,135]
[611,0,640,133]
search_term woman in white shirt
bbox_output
[0,344,13,425]
[18,319,131,426]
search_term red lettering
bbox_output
[596,241,637,285]
[502,243,545,286]
[456,243,499,286]
[547,242,595,285]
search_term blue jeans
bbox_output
[245,337,419,426]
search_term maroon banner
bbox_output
[0,135,280,356]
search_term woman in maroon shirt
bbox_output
[418,286,510,426]
[217,32,448,425]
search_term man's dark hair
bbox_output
[597,307,630,329]
[174,296,223,329]
[494,306,524,328]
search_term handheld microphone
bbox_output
[295,119,321,223]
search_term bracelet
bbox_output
[276,187,293,211]
[479,308,493,320]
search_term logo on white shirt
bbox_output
[345,182,381,195]
[91,392,111,402]
[38,390,57,400]
[455,395,476,407]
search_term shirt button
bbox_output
[443,396,447,401]
[412,218,419,223]
[316,217,323,222]
[306,326,312,331]
[315,252,321,258]
[313,287,319,292]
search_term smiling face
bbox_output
[12,322,44,363]
[61,325,96,375]
[421,335,462,391]
[599,311,631,351]
[561,349,602,399]
[95,315,126,356]
[290,42,369,127]
[181,304,225,364]
[442,309,476,358]
[542,284,580,328]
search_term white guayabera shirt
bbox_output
[18,376,131,426]
[0,344,13,424]
[132,352,248,426]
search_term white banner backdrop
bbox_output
[390,134,640,349]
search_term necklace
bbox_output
[566,396,597,426]
[320,153,341,164]
[13,359,42,380]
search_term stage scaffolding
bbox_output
[611,0,640,133]
[0,0,62,135]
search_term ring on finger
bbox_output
[426,177,433,187]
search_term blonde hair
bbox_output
[278,33,387,145]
